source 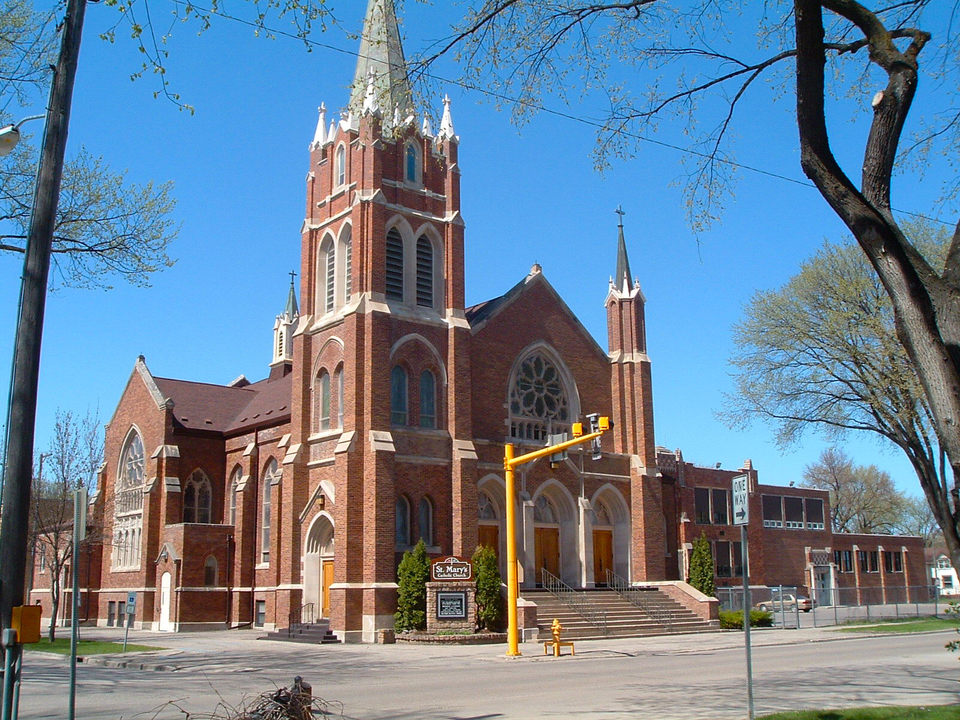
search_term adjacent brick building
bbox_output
[28,0,927,639]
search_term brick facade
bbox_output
[27,0,929,639]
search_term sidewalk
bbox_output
[68,624,872,672]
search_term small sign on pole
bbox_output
[122,592,136,653]
[732,474,749,525]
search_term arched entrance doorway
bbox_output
[304,514,335,618]
[533,495,560,584]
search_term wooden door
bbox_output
[321,560,334,618]
[478,525,499,558]
[534,527,560,584]
[593,529,613,585]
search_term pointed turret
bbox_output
[272,273,300,373]
[614,208,633,294]
[350,0,413,116]
[439,94,456,139]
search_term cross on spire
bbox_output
[615,205,626,227]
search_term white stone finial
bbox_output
[362,67,380,115]
[439,94,455,139]
[312,103,327,149]
[327,119,337,144]
[393,103,402,128]
[421,115,433,137]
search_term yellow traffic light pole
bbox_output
[504,419,609,657]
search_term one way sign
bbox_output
[732,474,749,525]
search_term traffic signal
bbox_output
[547,433,567,468]
[586,414,602,460]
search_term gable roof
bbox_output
[465,266,608,360]
[151,371,291,435]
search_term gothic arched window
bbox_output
[335,365,345,429]
[335,144,346,186]
[317,370,331,431]
[478,491,498,520]
[405,142,419,183]
[418,497,434,545]
[416,236,433,307]
[534,495,558,524]
[385,228,404,301]
[391,365,408,425]
[508,352,571,441]
[395,495,411,547]
[228,466,241,525]
[113,430,145,570]
[419,370,436,428]
[341,230,353,304]
[204,556,218,587]
[261,459,280,563]
[183,470,213,524]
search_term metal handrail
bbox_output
[606,569,673,628]
[287,602,315,637]
[540,568,607,634]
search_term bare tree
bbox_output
[418,1,960,567]
[30,408,101,641]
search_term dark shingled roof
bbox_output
[153,372,291,435]
[464,276,526,327]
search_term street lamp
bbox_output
[0,116,44,157]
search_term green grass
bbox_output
[758,706,960,719]
[835,617,960,634]
[25,638,162,655]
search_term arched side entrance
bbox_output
[477,475,506,576]
[530,481,578,587]
[589,485,631,585]
[304,513,335,618]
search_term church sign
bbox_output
[431,556,472,582]
[436,591,468,620]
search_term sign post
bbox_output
[732,474,754,720]
[122,591,136,653]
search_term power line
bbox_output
[162,0,955,228]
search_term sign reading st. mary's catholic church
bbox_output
[431,556,472,582]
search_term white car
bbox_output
[755,592,813,613]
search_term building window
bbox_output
[834,549,853,573]
[784,496,804,529]
[325,241,336,313]
[113,430,145,570]
[318,370,331,431]
[715,540,732,578]
[478,491,497,520]
[385,228,404,301]
[39,551,46,573]
[335,144,346,186]
[228,466,241,525]
[391,366,408,425]
[884,550,903,573]
[255,600,266,627]
[419,370,436,428]
[805,498,825,530]
[761,495,783,528]
[261,459,280,564]
[183,470,213,524]
[712,488,728,525]
[336,366,345,428]
[342,233,352,303]
[508,351,571,442]
[416,236,433,307]
[694,488,711,525]
[534,495,558,524]
[868,550,879,573]
[405,142,418,183]
[418,497,434,545]
[396,495,411,546]
[204,556,218,587]
[938,555,952,569]
[732,541,743,577]
[107,601,116,627]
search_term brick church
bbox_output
[29,0,927,640]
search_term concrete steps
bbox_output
[261,618,340,644]
[523,587,719,640]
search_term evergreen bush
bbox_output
[688,533,716,597]
[394,539,430,631]
[473,544,503,631]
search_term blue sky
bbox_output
[1,0,953,497]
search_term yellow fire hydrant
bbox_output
[543,618,575,657]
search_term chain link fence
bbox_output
[716,585,945,629]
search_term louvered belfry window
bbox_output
[385,228,404,300]
[325,245,336,313]
[416,236,433,307]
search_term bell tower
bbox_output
[286,0,474,642]
[605,210,662,579]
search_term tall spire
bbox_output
[284,270,299,321]
[350,0,413,116]
[614,206,633,294]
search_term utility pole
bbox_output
[0,0,88,715]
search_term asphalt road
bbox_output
[14,627,960,719]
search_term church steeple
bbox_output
[272,273,300,372]
[350,0,413,116]
[614,206,633,294]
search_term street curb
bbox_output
[78,654,181,671]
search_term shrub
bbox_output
[719,609,773,630]
[473,544,503,631]
[688,533,716,597]
[395,539,430,631]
